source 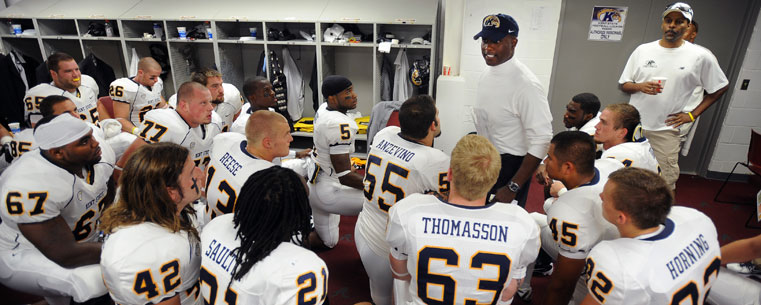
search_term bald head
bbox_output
[136,57,162,87]
[244,110,292,161]
[138,57,161,71]
[246,110,286,144]
[176,81,213,128]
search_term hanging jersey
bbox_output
[601,138,660,174]
[24,77,100,125]
[204,132,274,221]
[584,206,720,305]
[139,108,222,170]
[545,159,623,259]
[386,193,541,305]
[311,108,358,180]
[101,222,202,305]
[356,126,450,257]
[200,214,329,305]
[109,77,164,126]
[0,148,114,250]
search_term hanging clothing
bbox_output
[0,52,37,126]
[282,47,304,122]
[367,100,403,145]
[380,54,394,101]
[79,53,116,98]
[256,50,267,77]
[267,50,294,131]
[392,49,412,102]
[129,48,139,77]
[309,55,319,111]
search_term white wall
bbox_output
[708,5,761,175]
[459,0,562,101]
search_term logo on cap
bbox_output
[483,15,500,28]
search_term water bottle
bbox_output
[104,20,114,37]
[153,23,163,40]
[204,21,212,39]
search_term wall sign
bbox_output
[588,6,627,41]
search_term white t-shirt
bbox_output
[139,108,222,171]
[619,41,728,130]
[584,206,720,305]
[0,148,114,249]
[24,75,100,125]
[474,58,553,158]
[204,132,274,221]
[601,138,661,173]
[386,193,540,305]
[356,126,450,256]
[109,77,164,127]
[101,222,202,305]
[311,106,357,179]
[200,214,329,305]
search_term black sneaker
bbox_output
[533,261,554,276]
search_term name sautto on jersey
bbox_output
[205,239,238,276]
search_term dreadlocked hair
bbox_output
[99,143,199,241]
[229,166,312,281]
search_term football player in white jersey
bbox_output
[201,166,329,305]
[204,111,291,220]
[595,103,661,173]
[308,75,364,248]
[100,143,203,305]
[563,93,601,136]
[704,230,761,305]
[109,57,166,134]
[581,167,721,305]
[24,52,100,126]
[355,95,449,305]
[537,131,623,305]
[0,114,115,304]
[386,134,540,304]
[231,76,277,134]
[116,81,222,177]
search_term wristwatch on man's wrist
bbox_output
[508,181,520,193]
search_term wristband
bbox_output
[687,112,695,122]
[390,268,409,278]
[131,126,140,135]
[0,136,12,145]
[334,170,351,178]
[114,165,123,171]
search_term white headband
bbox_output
[34,114,92,150]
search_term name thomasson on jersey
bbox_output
[374,139,415,162]
[205,239,238,275]
[421,216,509,243]
[666,234,711,280]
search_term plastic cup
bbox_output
[8,122,20,133]
[11,24,21,35]
[177,26,187,39]
[249,27,257,37]
[652,77,667,92]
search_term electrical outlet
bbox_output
[741,79,750,90]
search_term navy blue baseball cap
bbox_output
[473,14,519,41]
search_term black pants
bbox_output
[488,153,530,207]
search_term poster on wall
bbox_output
[588,6,628,41]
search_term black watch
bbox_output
[508,181,521,193]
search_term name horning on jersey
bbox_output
[666,233,712,280]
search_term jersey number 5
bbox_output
[363,154,410,212]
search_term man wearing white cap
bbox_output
[0,114,114,304]
[23,52,101,127]
[618,2,728,190]
[472,13,553,207]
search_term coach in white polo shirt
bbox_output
[473,13,553,206]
